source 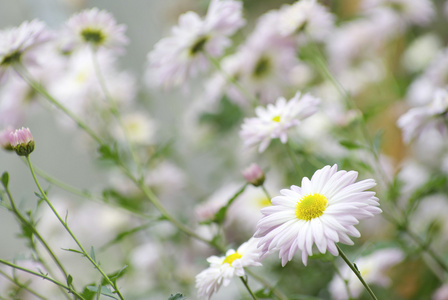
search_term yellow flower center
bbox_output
[295,193,328,221]
[222,252,242,266]
[272,116,281,122]
[257,196,272,208]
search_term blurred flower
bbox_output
[0,19,52,82]
[9,127,34,156]
[64,7,128,52]
[116,112,157,145]
[0,126,13,150]
[195,183,240,223]
[146,0,245,89]
[195,238,262,299]
[397,88,448,143]
[433,284,448,300]
[240,91,320,152]
[277,0,334,42]
[402,33,442,74]
[242,163,265,187]
[329,248,404,300]
[255,164,381,266]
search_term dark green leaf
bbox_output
[254,288,273,298]
[1,172,9,188]
[168,293,187,300]
[67,274,73,286]
[339,140,365,150]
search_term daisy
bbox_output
[240,91,320,153]
[255,164,381,266]
[146,0,245,89]
[195,238,262,299]
[0,19,52,82]
[397,88,448,143]
[64,7,128,52]
[329,248,404,300]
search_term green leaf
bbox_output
[86,285,118,299]
[372,129,384,154]
[254,288,273,298]
[62,248,85,256]
[168,293,187,300]
[67,274,73,286]
[98,144,119,163]
[90,246,96,263]
[1,172,9,188]
[339,140,365,150]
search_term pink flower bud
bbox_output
[242,163,265,187]
[0,127,14,151]
[9,127,35,156]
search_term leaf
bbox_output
[372,129,384,154]
[98,144,119,163]
[90,246,96,263]
[62,248,85,256]
[339,140,365,150]
[1,172,9,188]
[67,274,73,286]
[86,285,118,299]
[168,293,187,300]
[254,288,273,298]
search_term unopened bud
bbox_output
[9,127,35,156]
[242,163,265,187]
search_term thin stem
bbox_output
[284,142,304,178]
[205,52,258,108]
[336,245,378,300]
[245,269,288,300]
[26,156,125,300]
[12,63,103,145]
[0,259,85,300]
[0,269,48,300]
[261,185,271,202]
[240,276,258,300]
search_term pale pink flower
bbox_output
[0,126,13,150]
[9,127,34,156]
[240,92,320,152]
[433,284,448,300]
[255,165,381,266]
[242,163,265,187]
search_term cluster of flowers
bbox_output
[1,0,448,299]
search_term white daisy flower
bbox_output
[255,164,381,266]
[146,0,245,89]
[240,91,320,152]
[195,238,262,300]
[64,7,128,52]
[329,248,404,300]
[0,19,52,82]
[398,88,448,143]
[277,0,334,42]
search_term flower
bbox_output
[329,248,404,300]
[397,88,448,143]
[64,8,128,52]
[146,0,245,88]
[195,238,262,299]
[9,127,35,156]
[240,91,320,152]
[0,19,52,82]
[255,164,381,266]
[242,163,265,187]
[0,126,13,150]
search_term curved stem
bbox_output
[0,269,48,300]
[261,185,271,202]
[26,156,125,300]
[240,276,258,300]
[0,259,85,300]
[336,245,378,300]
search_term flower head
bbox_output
[65,8,128,52]
[255,165,381,266]
[9,127,35,156]
[195,238,262,299]
[240,91,320,152]
[146,0,245,89]
[242,163,265,187]
[0,19,52,82]
[0,126,14,150]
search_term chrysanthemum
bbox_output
[240,91,320,152]
[0,19,52,82]
[397,88,448,143]
[195,238,262,299]
[146,0,245,88]
[255,165,381,266]
[329,248,404,300]
[64,7,128,52]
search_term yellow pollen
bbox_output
[295,193,328,221]
[222,252,242,266]
[272,116,281,122]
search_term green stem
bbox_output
[0,269,48,300]
[13,63,104,145]
[240,276,258,300]
[284,142,304,178]
[0,259,85,300]
[336,245,378,300]
[245,269,288,300]
[261,185,271,202]
[26,156,125,300]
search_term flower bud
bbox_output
[242,163,265,187]
[9,127,35,156]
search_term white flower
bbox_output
[240,92,320,152]
[277,0,334,42]
[255,164,381,266]
[195,238,262,299]
[0,19,52,82]
[64,7,128,52]
[116,112,157,145]
[397,89,448,143]
[433,284,448,300]
[146,0,245,89]
[329,248,404,300]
